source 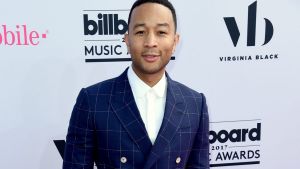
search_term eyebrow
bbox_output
[157,23,170,28]
[133,23,170,29]
[133,23,146,29]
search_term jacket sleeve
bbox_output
[63,88,95,169]
[186,93,210,169]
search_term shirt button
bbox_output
[120,157,127,164]
[176,157,181,164]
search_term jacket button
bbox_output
[120,157,127,163]
[176,157,181,164]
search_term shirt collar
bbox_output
[127,66,167,98]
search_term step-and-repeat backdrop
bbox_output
[1,0,299,168]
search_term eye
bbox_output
[135,31,144,35]
[158,31,167,35]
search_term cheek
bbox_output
[129,40,142,53]
[129,46,141,57]
[162,42,176,54]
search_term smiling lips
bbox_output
[142,54,160,62]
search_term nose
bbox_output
[144,33,158,48]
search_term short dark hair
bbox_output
[128,0,177,32]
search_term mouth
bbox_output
[142,54,160,62]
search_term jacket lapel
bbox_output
[143,75,187,169]
[110,68,152,157]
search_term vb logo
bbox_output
[224,1,274,47]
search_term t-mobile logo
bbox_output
[0,25,48,46]
[224,1,274,47]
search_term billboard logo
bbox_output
[224,1,274,47]
[209,119,262,167]
[210,123,261,144]
[84,13,128,36]
[82,10,130,62]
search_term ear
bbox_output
[124,33,130,54]
[172,33,180,53]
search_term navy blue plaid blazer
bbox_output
[63,68,209,169]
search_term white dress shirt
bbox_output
[127,66,167,144]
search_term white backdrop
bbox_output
[0,0,299,168]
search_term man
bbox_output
[63,0,209,168]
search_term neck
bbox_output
[132,67,165,87]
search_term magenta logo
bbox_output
[0,25,48,46]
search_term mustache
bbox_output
[142,50,161,55]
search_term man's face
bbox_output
[125,3,179,77]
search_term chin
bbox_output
[142,66,165,75]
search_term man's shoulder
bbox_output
[170,79,207,112]
[84,75,122,96]
[83,68,128,95]
[170,79,204,98]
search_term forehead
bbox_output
[130,3,175,29]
